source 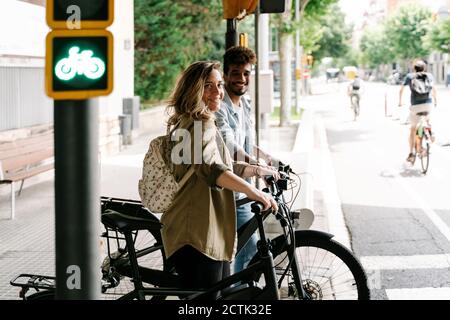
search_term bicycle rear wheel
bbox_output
[351,96,359,121]
[100,229,169,300]
[252,230,370,300]
[420,139,430,174]
[26,290,55,300]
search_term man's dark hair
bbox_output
[414,60,426,72]
[223,46,257,74]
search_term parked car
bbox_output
[325,68,340,82]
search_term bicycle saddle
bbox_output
[416,111,429,116]
[102,209,162,232]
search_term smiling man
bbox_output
[215,46,279,274]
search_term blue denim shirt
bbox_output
[215,90,254,162]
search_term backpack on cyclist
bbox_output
[352,78,361,90]
[410,72,432,100]
[138,129,194,213]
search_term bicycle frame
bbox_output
[110,166,314,300]
[111,204,281,300]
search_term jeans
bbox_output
[233,202,259,273]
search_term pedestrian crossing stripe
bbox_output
[386,287,450,300]
[360,254,450,270]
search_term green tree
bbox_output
[385,5,432,61]
[360,25,395,69]
[134,0,223,104]
[312,4,352,63]
[299,15,323,55]
[428,18,450,53]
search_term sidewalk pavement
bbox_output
[0,106,349,299]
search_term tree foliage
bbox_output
[312,4,352,63]
[384,5,432,60]
[271,0,338,36]
[134,0,224,103]
[359,25,395,69]
[359,4,438,70]
[428,18,450,53]
[298,15,323,55]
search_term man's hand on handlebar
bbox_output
[256,166,280,181]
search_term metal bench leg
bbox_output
[10,181,15,220]
[17,179,25,196]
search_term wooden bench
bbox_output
[0,132,54,219]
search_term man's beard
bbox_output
[228,84,248,97]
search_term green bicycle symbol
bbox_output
[55,46,105,81]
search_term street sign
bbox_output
[45,29,113,100]
[46,0,114,29]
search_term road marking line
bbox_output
[360,254,450,270]
[393,173,450,243]
[370,146,450,243]
[386,287,450,300]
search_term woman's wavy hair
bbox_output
[166,61,221,128]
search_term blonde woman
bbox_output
[160,61,278,297]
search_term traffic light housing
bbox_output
[46,30,113,100]
[45,0,114,100]
[46,0,114,29]
[260,0,286,14]
[307,55,314,66]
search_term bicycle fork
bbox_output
[287,252,311,299]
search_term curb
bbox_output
[314,115,352,249]
[264,107,315,235]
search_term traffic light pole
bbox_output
[226,18,238,50]
[54,99,101,299]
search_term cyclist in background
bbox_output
[398,59,437,164]
[347,74,363,108]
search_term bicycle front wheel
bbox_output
[268,230,370,300]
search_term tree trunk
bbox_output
[279,32,293,127]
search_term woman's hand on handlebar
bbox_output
[245,187,278,213]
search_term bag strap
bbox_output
[178,166,195,189]
[168,117,196,189]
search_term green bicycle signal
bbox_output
[55,46,106,81]
[46,29,113,100]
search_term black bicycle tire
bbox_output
[101,229,170,300]
[351,96,359,120]
[354,103,359,120]
[251,230,370,300]
[420,141,430,174]
[26,290,55,300]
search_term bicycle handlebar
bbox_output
[250,202,265,215]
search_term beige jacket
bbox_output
[160,117,248,262]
